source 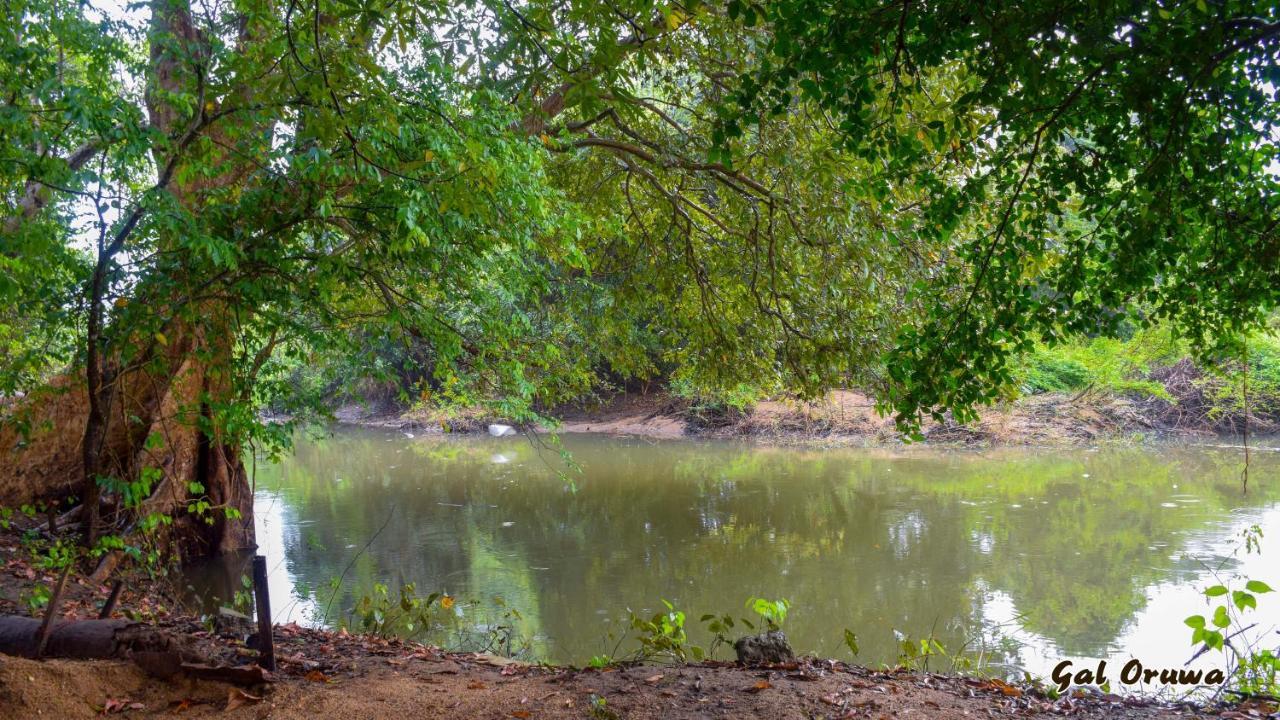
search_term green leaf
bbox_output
[1245,580,1273,594]
[1212,605,1230,629]
[1205,585,1229,597]
[1233,590,1257,612]
[844,629,859,656]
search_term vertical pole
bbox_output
[252,554,275,671]
[98,579,124,619]
[35,563,73,658]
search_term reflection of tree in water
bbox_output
[872,449,1277,656]
[248,431,1280,665]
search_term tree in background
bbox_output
[721,0,1280,431]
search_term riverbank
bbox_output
[0,487,1263,719]
[0,542,1219,720]
[336,387,1271,446]
[1,645,1221,719]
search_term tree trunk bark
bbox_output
[0,0,261,562]
[0,349,255,563]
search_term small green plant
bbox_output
[587,694,619,720]
[347,582,445,638]
[22,583,51,614]
[895,630,949,672]
[699,612,739,657]
[465,596,531,658]
[629,599,703,662]
[232,573,254,614]
[745,597,790,630]
[1183,578,1277,695]
[1180,524,1279,698]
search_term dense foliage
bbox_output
[724,0,1280,430]
[1,0,1278,553]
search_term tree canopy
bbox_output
[721,0,1280,427]
[1,0,1277,553]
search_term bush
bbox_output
[1015,328,1184,399]
[1020,355,1092,393]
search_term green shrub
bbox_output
[1021,355,1092,393]
[1016,327,1184,399]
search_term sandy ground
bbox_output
[0,649,1217,720]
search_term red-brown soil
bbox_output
[0,641,1220,720]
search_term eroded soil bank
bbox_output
[340,388,1273,446]
[0,632,1224,720]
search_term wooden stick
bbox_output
[35,563,73,658]
[252,554,275,671]
[99,579,124,619]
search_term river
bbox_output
[187,428,1280,685]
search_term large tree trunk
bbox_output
[0,0,259,562]
[0,351,255,562]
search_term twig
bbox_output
[35,563,73,658]
[99,579,124,619]
[322,509,395,622]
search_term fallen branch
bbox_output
[0,615,273,686]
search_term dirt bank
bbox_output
[338,388,1262,447]
[1,636,1218,720]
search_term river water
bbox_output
[189,429,1280,683]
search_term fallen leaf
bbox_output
[746,680,772,693]
[644,674,664,685]
[987,678,1022,697]
[225,688,262,711]
[304,670,330,683]
[472,653,531,669]
[169,699,194,712]
[467,681,486,690]
[511,712,531,719]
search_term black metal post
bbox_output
[252,554,276,671]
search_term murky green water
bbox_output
[192,429,1280,680]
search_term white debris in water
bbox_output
[404,431,415,438]
[488,424,517,437]
[501,521,515,527]
[491,453,512,464]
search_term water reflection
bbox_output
[201,430,1280,676]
